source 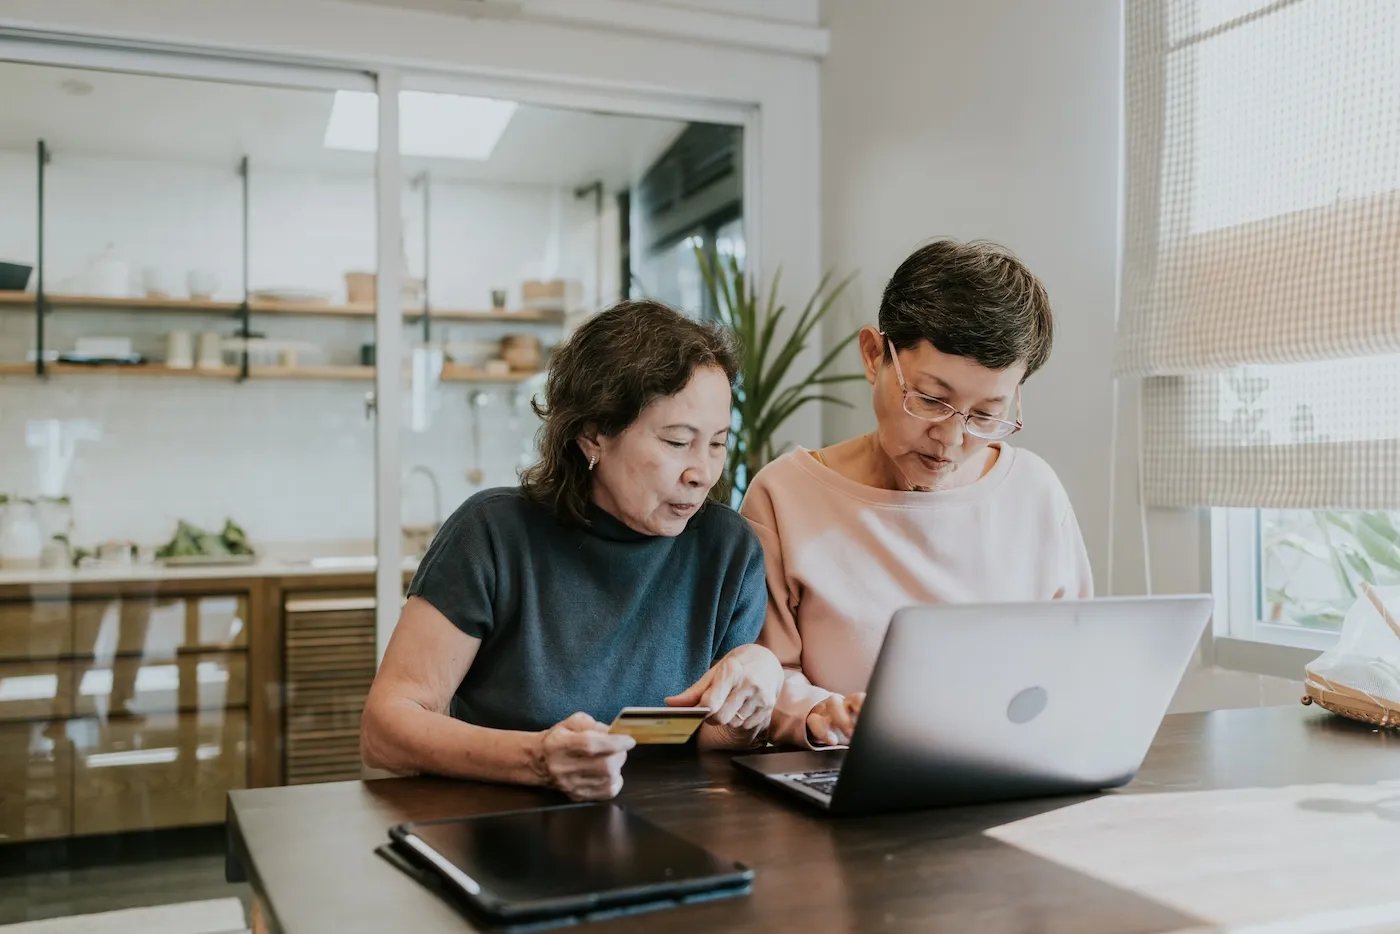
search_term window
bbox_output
[1121,2,1400,677]
[1214,508,1400,659]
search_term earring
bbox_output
[588,454,598,471]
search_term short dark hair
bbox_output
[519,299,741,527]
[877,239,1053,378]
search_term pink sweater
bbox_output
[739,445,1093,748]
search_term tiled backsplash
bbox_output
[0,374,539,548]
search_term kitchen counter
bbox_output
[0,555,420,587]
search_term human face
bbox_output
[858,327,1025,489]
[581,365,732,536]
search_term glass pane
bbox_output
[392,90,743,544]
[0,59,377,926]
[1260,509,1400,631]
[629,122,744,319]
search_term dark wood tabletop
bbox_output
[227,705,1400,934]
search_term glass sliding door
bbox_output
[377,79,746,628]
[0,48,380,926]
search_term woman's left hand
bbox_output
[665,644,784,730]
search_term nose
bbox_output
[929,413,965,447]
[681,452,716,489]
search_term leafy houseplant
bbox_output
[1264,510,1400,629]
[694,249,864,503]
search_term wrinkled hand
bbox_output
[533,712,635,801]
[665,644,783,730]
[806,692,865,746]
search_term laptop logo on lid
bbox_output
[1007,686,1049,724]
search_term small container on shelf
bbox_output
[520,279,581,315]
[500,334,542,372]
[345,271,424,308]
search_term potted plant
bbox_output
[694,249,863,503]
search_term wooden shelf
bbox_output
[0,292,239,313]
[248,365,373,381]
[0,361,538,384]
[0,292,565,324]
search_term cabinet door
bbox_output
[0,601,72,661]
[284,595,376,785]
[0,660,73,722]
[0,721,72,842]
[72,595,249,660]
[72,653,248,718]
[71,708,248,836]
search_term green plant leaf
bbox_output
[1354,522,1400,574]
[1314,514,1359,600]
[756,393,854,442]
[1339,544,1377,585]
[1290,611,1347,631]
[1358,512,1400,546]
[1275,533,1330,562]
[1320,510,1356,536]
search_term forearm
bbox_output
[361,696,546,787]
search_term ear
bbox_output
[857,326,885,385]
[576,426,602,464]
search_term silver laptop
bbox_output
[733,595,1213,816]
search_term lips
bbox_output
[668,502,701,514]
[916,453,952,471]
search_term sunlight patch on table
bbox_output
[984,783,1400,932]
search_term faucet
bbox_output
[405,465,443,533]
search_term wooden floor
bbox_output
[0,827,251,926]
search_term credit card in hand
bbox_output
[608,706,711,744]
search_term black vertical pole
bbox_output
[35,140,48,378]
[617,189,631,300]
[238,156,250,381]
[419,173,431,343]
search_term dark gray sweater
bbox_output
[406,487,767,733]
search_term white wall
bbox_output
[0,150,597,547]
[818,0,1299,710]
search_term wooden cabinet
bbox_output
[0,721,72,842]
[72,653,248,718]
[70,709,247,836]
[0,659,73,722]
[0,571,388,842]
[283,593,376,785]
[71,594,248,658]
[0,583,258,843]
[0,601,71,660]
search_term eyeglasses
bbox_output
[882,335,1023,441]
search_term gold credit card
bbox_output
[608,707,711,744]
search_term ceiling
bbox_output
[0,62,688,189]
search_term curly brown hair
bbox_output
[519,299,741,527]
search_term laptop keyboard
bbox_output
[791,769,842,797]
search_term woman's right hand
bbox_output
[533,712,636,801]
[806,693,865,747]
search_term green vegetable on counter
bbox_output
[155,519,254,559]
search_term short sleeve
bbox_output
[714,541,768,661]
[405,496,499,640]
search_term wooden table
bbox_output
[227,706,1400,934]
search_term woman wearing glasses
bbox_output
[740,239,1093,748]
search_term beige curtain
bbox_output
[1117,0,1400,509]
